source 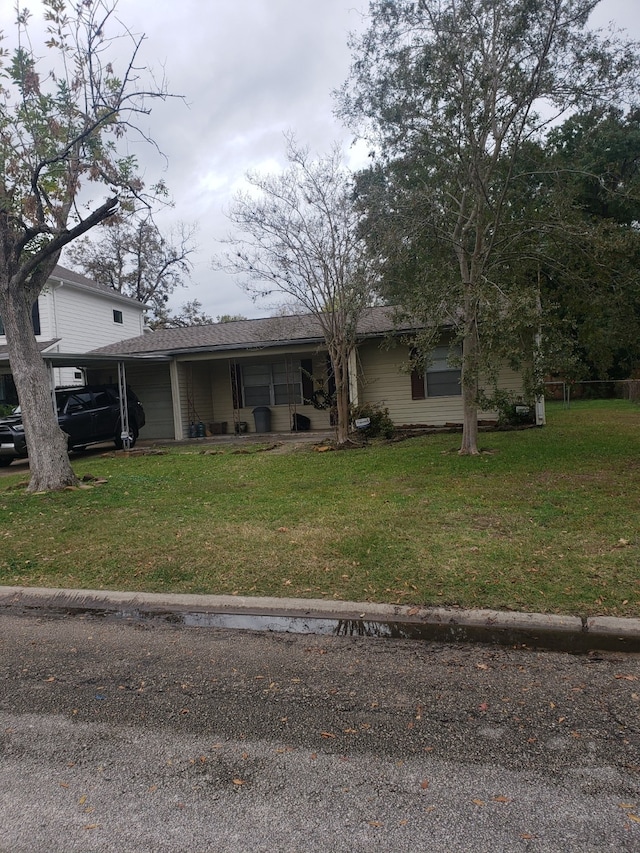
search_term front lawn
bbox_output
[0,400,638,617]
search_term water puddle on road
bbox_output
[126,609,635,652]
[6,603,638,652]
[178,611,419,638]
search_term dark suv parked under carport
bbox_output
[0,384,145,466]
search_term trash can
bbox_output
[292,412,311,431]
[252,406,272,433]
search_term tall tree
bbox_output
[217,137,375,445]
[153,298,214,329]
[541,107,640,379]
[0,0,173,491]
[338,0,640,453]
[67,214,198,327]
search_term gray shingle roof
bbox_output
[92,306,416,356]
[51,265,144,307]
[0,339,59,358]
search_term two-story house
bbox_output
[0,265,146,405]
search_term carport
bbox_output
[0,351,172,448]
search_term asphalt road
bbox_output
[1,612,639,852]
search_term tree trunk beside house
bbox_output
[0,281,78,492]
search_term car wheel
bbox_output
[114,424,138,449]
[0,457,13,467]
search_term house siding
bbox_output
[49,282,144,351]
[46,285,144,387]
[0,273,146,390]
[175,349,332,436]
[88,362,175,440]
[357,340,524,425]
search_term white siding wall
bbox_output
[0,283,143,353]
[36,286,55,339]
[47,283,144,351]
[1,279,144,389]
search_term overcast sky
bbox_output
[1,0,639,322]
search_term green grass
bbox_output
[1,399,639,617]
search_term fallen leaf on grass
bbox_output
[472,799,485,806]
[232,779,246,786]
[321,731,336,739]
[368,821,384,827]
[420,780,430,790]
[492,796,512,803]
[615,674,638,681]
[627,814,640,824]
[520,833,536,840]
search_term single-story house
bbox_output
[86,306,543,440]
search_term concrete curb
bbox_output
[1,585,639,653]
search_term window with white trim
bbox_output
[426,344,462,396]
[242,360,303,407]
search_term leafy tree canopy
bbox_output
[338,0,640,451]
[0,0,176,491]
[541,107,640,379]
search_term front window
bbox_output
[426,344,462,397]
[242,361,302,407]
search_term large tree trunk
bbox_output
[0,285,79,492]
[459,301,480,456]
[330,347,351,446]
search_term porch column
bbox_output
[169,359,183,440]
[348,348,359,407]
[117,361,131,449]
[44,359,56,414]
